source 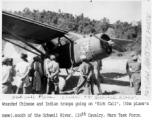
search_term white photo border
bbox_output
[0,0,151,100]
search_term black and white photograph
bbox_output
[2,0,143,96]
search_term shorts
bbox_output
[127,71,132,78]
[131,73,141,86]
[15,76,30,88]
[52,76,59,84]
[2,83,13,94]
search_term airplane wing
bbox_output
[67,32,83,39]
[2,11,68,44]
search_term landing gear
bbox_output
[65,67,79,81]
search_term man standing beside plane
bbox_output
[32,56,43,94]
[15,53,31,94]
[126,56,133,87]
[47,55,60,94]
[90,60,103,95]
[2,57,15,94]
[90,39,114,95]
[126,51,141,95]
[74,55,93,95]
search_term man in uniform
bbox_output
[43,54,51,93]
[127,51,141,95]
[90,60,103,95]
[32,56,43,94]
[15,53,31,94]
[126,57,133,87]
[126,51,141,88]
[73,55,93,95]
[47,55,60,94]
[2,57,15,94]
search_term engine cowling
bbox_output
[73,34,112,65]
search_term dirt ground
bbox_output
[11,57,135,95]
[59,58,135,95]
[10,56,135,95]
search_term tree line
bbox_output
[4,8,141,52]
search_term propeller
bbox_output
[94,35,133,52]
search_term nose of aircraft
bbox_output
[99,34,112,55]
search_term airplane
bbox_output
[2,11,132,80]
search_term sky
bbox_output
[2,0,141,24]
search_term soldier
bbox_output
[43,55,51,93]
[47,55,60,94]
[2,57,15,94]
[32,56,43,94]
[15,53,31,94]
[73,55,93,95]
[127,51,141,95]
[90,60,103,95]
[126,57,133,87]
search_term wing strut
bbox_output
[65,67,79,81]
[2,27,48,58]
[3,38,41,57]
